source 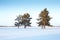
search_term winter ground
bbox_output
[0,26,60,40]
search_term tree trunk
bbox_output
[44,21,45,29]
[18,26,19,29]
[24,25,26,28]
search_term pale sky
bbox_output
[0,0,60,26]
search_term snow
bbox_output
[0,26,60,40]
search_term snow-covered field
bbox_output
[0,26,60,40]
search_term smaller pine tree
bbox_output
[15,13,32,28]
[15,15,22,28]
[22,13,32,28]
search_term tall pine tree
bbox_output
[37,8,51,29]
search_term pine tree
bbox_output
[15,15,22,28]
[22,13,32,28]
[15,13,32,28]
[37,8,51,29]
